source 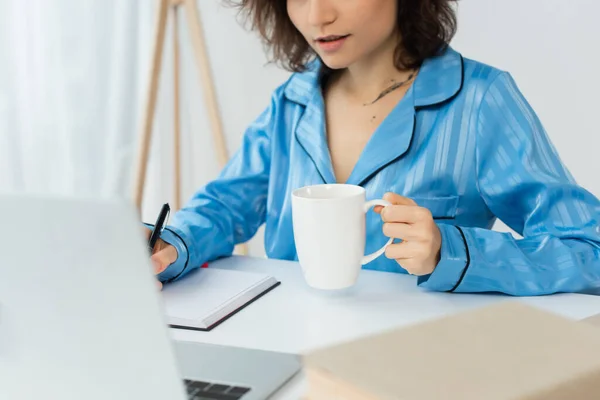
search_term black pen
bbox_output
[148,203,170,253]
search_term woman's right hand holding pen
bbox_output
[146,230,178,290]
[146,203,176,290]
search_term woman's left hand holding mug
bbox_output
[374,193,442,276]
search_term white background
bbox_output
[0,0,598,256]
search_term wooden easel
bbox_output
[133,0,248,255]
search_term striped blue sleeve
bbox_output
[419,72,600,296]
[153,85,282,282]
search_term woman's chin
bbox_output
[319,58,351,70]
[317,52,356,71]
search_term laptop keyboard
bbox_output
[184,379,251,400]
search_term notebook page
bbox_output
[160,268,271,321]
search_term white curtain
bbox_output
[0,1,152,199]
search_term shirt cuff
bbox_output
[144,223,190,283]
[417,223,470,291]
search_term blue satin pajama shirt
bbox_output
[155,46,600,296]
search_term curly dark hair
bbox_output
[226,0,458,72]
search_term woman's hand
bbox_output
[145,229,178,290]
[374,193,442,276]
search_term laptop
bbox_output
[0,193,300,400]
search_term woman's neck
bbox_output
[334,35,414,105]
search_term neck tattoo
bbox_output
[363,72,415,106]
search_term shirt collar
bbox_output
[283,46,464,108]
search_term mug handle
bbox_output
[362,199,394,265]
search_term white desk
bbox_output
[168,256,600,399]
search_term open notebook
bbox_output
[159,267,280,331]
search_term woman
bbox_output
[149,0,600,296]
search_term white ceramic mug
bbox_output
[291,184,393,290]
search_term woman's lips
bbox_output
[315,35,350,53]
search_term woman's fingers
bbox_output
[383,192,417,206]
[384,241,428,260]
[382,204,433,224]
[374,193,417,214]
[142,230,171,290]
[383,221,415,240]
[384,241,433,275]
[150,244,178,274]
